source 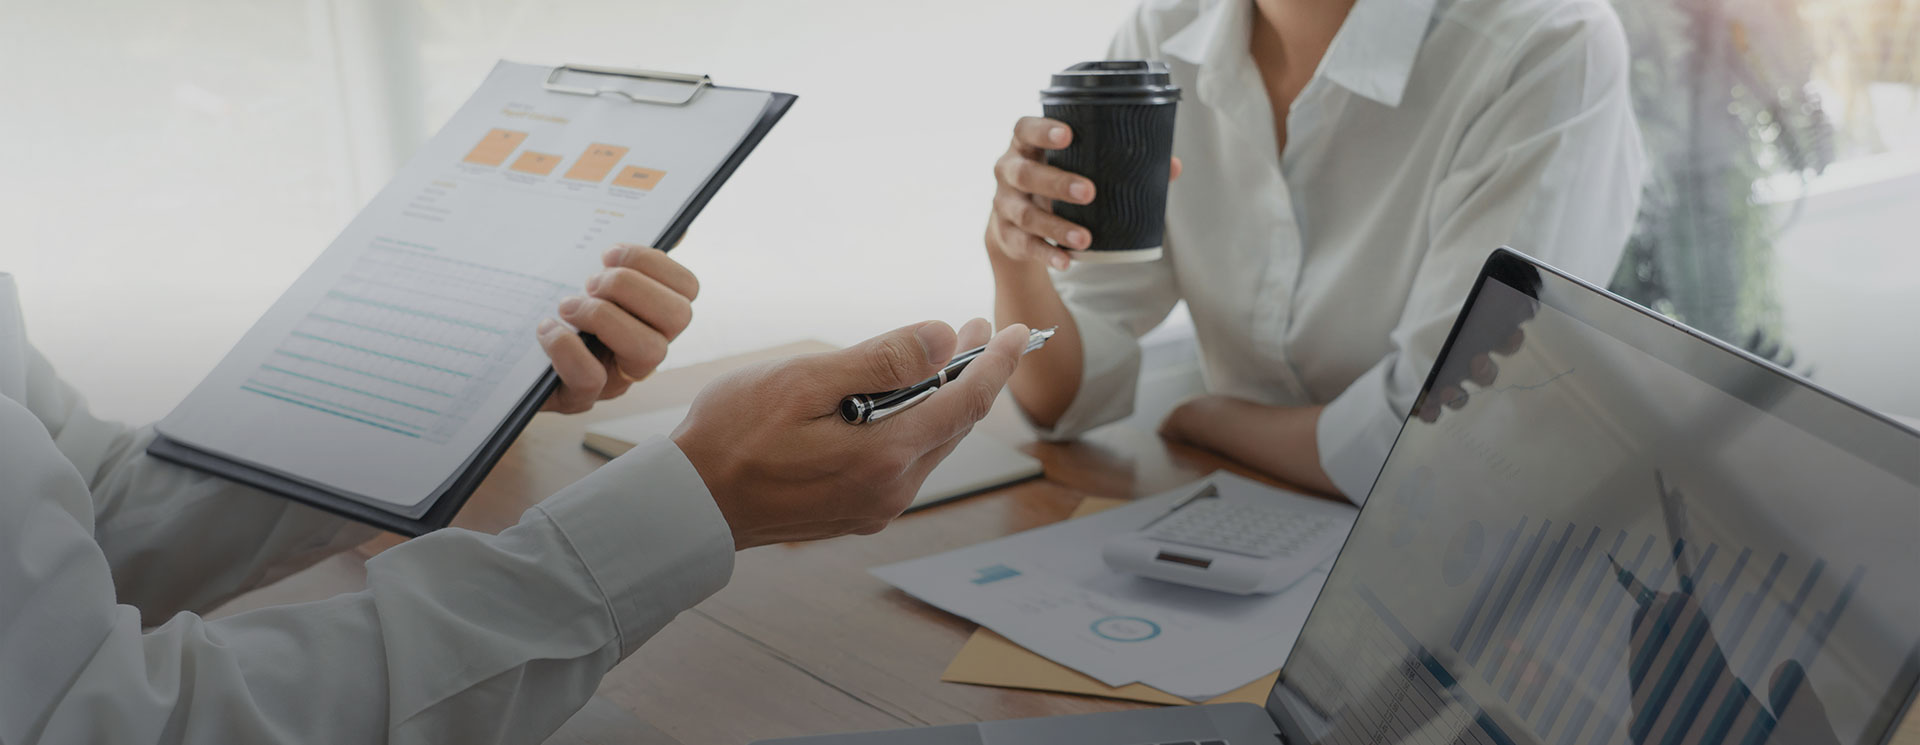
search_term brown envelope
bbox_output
[937,497,1280,707]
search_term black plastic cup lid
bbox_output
[1042,60,1181,105]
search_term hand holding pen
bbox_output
[672,320,1033,548]
[841,327,1056,424]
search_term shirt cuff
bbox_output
[1315,363,1407,505]
[1024,301,1142,442]
[536,436,735,657]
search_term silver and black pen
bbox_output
[839,326,1057,424]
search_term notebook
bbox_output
[148,61,794,535]
[584,404,1045,511]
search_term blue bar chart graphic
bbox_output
[1286,513,1862,745]
[1438,515,1861,745]
[1288,588,1523,745]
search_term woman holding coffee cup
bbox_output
[987,0,1645,502]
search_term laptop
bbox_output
[755,248,1920,745]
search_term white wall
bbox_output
[0,0,348,425]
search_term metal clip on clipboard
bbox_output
[542,64,713,106]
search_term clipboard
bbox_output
[149,63,796,537]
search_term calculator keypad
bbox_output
[1147,499,1335,558]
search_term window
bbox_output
[1607,0,1920,416]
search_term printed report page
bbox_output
[159,61,770,511]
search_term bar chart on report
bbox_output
[456,129,669,194]
[240,240,569,442]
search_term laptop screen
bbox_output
[1268,249,1920,745]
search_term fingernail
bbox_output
[1049,126,1068,146]
[914,322,947,364]
[1052,255,1070,270]
[537,318,561,338]
[585,272,605,293]
[603,246,627,266]
[1067,229,1089,248]
[559,295,585,315]
[1069,181,1092,202]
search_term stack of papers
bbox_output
[872,471,1357,701]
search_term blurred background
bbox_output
[1,0,1915,426]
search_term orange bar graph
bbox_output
[563,143,629,182]
[463,129,528,167]
[613,166,668,191]
[508,151,563,176]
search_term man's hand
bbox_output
[673,319,1029,549]
[538,244,700,413]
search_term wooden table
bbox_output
[224,341,1920,745]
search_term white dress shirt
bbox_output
[0,273,736,743]
[1041,0,1646,500]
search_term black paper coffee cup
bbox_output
[1041,60,1180,263]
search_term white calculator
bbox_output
[1102,477,1352,595]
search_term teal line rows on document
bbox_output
[244,379,426,431]
[270,351,456,398]
[371,237,442,254]
[355,260,558,303]
[324,291,510,335]
[308,315,488,357]
[261,362,446,414]
[367,240,566,286]
[289,331,474,378]
[242,386,423,438]
[344,274,533,315]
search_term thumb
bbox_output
[805,321,958,395]
[894,323,1029,447]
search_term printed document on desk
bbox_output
[153,61,789,531]
[872,471,1357,701]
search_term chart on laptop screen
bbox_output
[1272,268,1916,745]
[1285,524,1864,745]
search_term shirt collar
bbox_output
[1161,0,1437,109]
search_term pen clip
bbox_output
[838,326,1059,425]
[864,386,938,424]
[1143,481,1220,528]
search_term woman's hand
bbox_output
[538,244,700,413]
[986,117,1180,271]
[1157,394,1342,498]
[1157,393,1227,447]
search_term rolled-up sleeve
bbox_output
[1315,4,1646,500]
[1030,259,1182,441]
